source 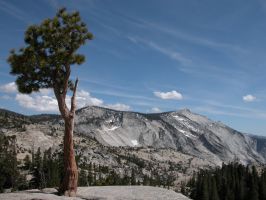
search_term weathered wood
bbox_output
[56,78,79,196]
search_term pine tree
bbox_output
[23,155,31,170]
[181,182,187,195]
[248,166,259,200]
[0,135,19,192]
[31,148,43,188]
[210,177,220,200]
[87,163,93,186]
[187,163,266,200]
[78,169,88,186]
[201,176,209,200]
[143,175,150,186]
[8,7,93,197]
[131,169,136,185]
[259,169,266,200]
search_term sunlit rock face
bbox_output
[0,106,265,166]
[75,106,265,165]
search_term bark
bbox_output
[55,78,79,197]
[60,116,78,196]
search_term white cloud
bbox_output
[0,82,17,93]
[75,90,104,107]
[1,82,131,112]
[243,94,256,102]
[15,89,104,112]
[151,107,161,113]
[16,94,58,112]
[13,88,130,112]
[154,90,183,100]
[104,103,131,111]
[39,88,52,95]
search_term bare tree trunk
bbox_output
[56,78,79,197]
[60,116,78,196]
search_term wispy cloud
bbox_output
[78,77,138,92]
[127,35,247,86]
[128,36,191,65]
[196,100,266,119]
[126,18,246,54]
[194,106,252,119]
[90,89,155,102]
[0,1,30,24]
[45,0,59,10]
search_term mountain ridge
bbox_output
[74,106,265,165]
[1,106,265,166]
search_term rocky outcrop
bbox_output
[0,186,191,200]
[74,106,266,165]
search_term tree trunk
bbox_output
[59,116,78,196]
[55,78,79,196]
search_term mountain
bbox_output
[75,106,265,165]
[1,106,265,186]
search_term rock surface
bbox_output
[75,106,266,165]
[1,106,266,188]
[0,186,190,200]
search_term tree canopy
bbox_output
[8,8,93,95]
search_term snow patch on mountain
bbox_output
[132,140,138,146]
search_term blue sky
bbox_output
[1,0,266,136]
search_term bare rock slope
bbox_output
[1,106,266,167]
[75,106,266,165]
[0,186,190,200]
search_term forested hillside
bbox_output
[184,163,266,200]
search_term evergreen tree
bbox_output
[8,7,93,196]
[259,169,266,200]
[131,169,136,185]
[0,135,19,192]
[210,177,220,200]
[187,163,266,200]
[87,163,94,186]
[143,175,150,186]
[201,177,209,200]
[30,147,46,189]
[23,155,31,170]
[78,169,88,186]
[180,182,187,196]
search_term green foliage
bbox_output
[0,135,25,192]
[30,147,43,188]
[187,163,266,200]
[8,7,93,94]
[119,154,146,168]
[78,169,88,186]
[29,147,62,189]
